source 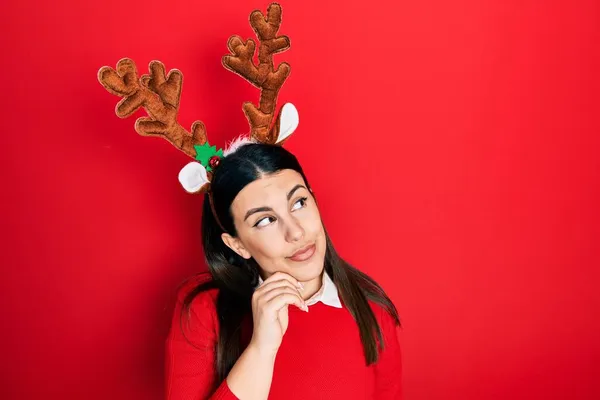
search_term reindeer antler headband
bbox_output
[97,2,298,195]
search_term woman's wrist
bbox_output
[225,339,278,399]
[246,339,279,363]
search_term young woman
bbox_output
[165,142,402,399]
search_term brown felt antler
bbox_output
[222,2,291,144]
[97,58,207,158]
[97,2,297,195]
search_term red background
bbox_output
[1,0,599,399]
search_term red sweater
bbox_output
[165,275,402,399]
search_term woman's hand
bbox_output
[225,272,307,399]
[249,272,308,356]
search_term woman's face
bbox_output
[221,169,326,284]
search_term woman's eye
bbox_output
[253,197,308,228]
[255,216,275,228]
[292,197,308,211]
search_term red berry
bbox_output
[209,156,221,169]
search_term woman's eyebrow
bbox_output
[287,184,306,200]
[244,206,272,221]
[243,184,307,221]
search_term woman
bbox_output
[165,142,402,399]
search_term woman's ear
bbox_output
[221,233,252,259]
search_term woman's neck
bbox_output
[299,271,323,300]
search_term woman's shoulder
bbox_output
[168,272,221,347]
[367,298,400,327]
[175,271,220,317]
[367,299,401,356]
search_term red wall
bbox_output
[1,0,598,399]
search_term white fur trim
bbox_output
[223,134,256,156]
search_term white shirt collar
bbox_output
[257,271,342,309]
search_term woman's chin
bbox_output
[289,258,325,283]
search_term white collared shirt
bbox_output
[257,271,343,308]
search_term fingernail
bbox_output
[297,282,304,290]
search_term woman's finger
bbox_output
[265,292,308,313]
[259,286,305,306]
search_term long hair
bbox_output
[180,143,400,387]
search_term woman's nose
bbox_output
[284,218,305,242]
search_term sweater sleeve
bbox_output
[165,281,238,400]
[373,304,403,399]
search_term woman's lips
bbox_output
[288,243,316,262]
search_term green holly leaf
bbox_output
[194,143,224,172]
